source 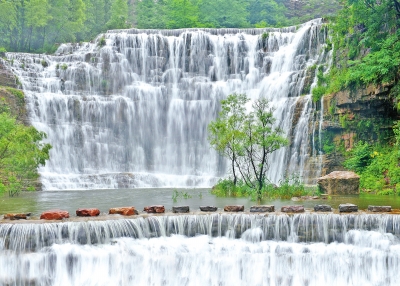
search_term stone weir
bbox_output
[1,213,400,252]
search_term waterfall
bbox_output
[6,19,328,190]
[1,213,400,285]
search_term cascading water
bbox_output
[5,19,329,190]
[1,213,400,285]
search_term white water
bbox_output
[6,20,328,190]
[1,214,400,285]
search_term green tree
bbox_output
[106,0,129,29]
[198,0,249,28]
[208,93,248,185]
[208,94,287,199]
[164,0,199,28]
[136,0,167,29]
[240,98,288,195]
[0,113,51,196]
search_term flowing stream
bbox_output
[1,213,400,285]
[6,19,328,190]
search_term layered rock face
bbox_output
[320,84,397,174]
[317,171,360,195]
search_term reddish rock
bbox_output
[109,207,138,216]
[281,205,305,213]
[143,205,165,213]
[4,213,31,220]
[76,208,100,217]
[224,205,244,212]
[40,210,69,220]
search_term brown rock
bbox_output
[250,205,274,212]
[109,207,138,216]
[143,205,165,213]
[40,209,69,220]
[281,205,305,213]
[224,205,244,212]
[368,205,391,212]
[3,213,31,220]
[317,171,360,195]
[76,208,100,217]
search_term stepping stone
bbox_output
[40,209,69,220]
[314,205,332,212]
[281,205,304,213]
[109,207,138,216]
[250,205,274,212]
[224,205,244,212]
[144,205,165,213]
[368,205,391,212]
[199,206,217,212]
[76,208,100,217]
[3,213,31,220]
[339,203,358,213]
[173,206,189,213]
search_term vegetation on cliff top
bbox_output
[0,0,341,54]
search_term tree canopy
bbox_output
[208,93,287,199]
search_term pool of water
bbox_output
[1,189,400,217]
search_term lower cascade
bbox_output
[6,19,328,190]
[1,213,400,285]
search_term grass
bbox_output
[211,177,317,201]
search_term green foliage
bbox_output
[311,85,327,102]
[61,63,68,70]
[0,0,130,54]
[344,141,372,173]
[172,190,192,202]
[211,176,312,200]
[98,36,106,47]
[0,113,51,196]
[208,93,288,199]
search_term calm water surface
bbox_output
[1,189,400,217]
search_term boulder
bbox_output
[317,171,360,195]
[3,213,31,220]
[224,205,244,212]
[339,203,358,212]
[40,209,69,220]
[314,205,332,212]
[250,205,274,212]
[281,205,304,213]
[109,207,138,216]
[173,206,189,213]
[76,208,100,217]
[199,206,218,212]
[368,205,391,212]
[144,205,165,213]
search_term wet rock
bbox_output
[109,207,138,216]
[291,197,300,201]
[250,205,274,212]
[199,206,217,212]
[144,205,165,213]
[40,209,70,220]
[76,208,100,217]
[3,213,31,220]
[314,205,332,212]
[339,203,358,213]
[368,205,391,212]
[281,205,305,213]
[317,171,360,195]
[224,205,244,212]
[173,206,190,213]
